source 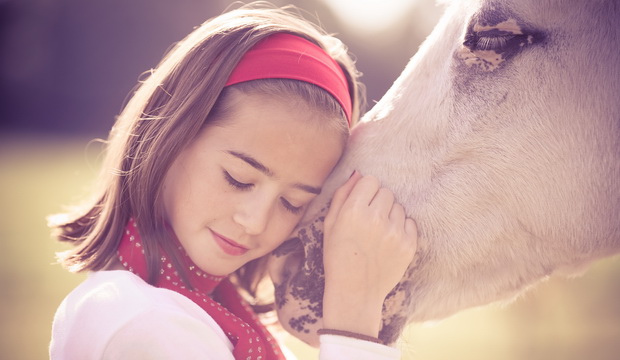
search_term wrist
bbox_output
[322,292,383,338]
[317,328,384,344]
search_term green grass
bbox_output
[1,135,619,359]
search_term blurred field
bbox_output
[1,135,619,360]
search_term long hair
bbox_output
[49,3,364,305]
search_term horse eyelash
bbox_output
[475,35,511,50]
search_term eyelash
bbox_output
[223,170,304,215]
[465,32,515,52]
[475,35,512,50]
[281,199,304,215]
[223,170,252,190]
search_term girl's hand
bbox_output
[322,171,418,338]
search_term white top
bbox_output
[50,271,400,359]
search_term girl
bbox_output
[49,3,417,359]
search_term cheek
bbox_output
[162,160,220,222]
[264,215,301,249]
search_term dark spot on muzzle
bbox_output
[271,204,420,344]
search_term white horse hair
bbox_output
[268,0,620,346]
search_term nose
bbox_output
[233,193,274,235]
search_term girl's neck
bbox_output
[102,257,125,271]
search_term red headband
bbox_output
[225,33,352,125]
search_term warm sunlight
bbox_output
[320,0,421,33]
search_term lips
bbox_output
[211,230,249,256]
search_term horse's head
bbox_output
[269,0,620,345]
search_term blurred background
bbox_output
[1,0,619,359]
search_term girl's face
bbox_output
[162,90,345,276]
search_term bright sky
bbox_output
[321,0,420,34]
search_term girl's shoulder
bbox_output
[50,271,232,359]
[58,270,183,319]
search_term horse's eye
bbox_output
[475,34,513,51]
[457,18,545,71]
[463,29,528,52]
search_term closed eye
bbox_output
[457,16,545,72]
[462,19,544,54]
[223,170,252,190]
[224,169,305,215]
[474,33,514,51]
[464,30,525,52]
[281,198,303,215]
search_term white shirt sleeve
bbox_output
[104,314,402,360]
[319,334,401,360]
[102,309,234,360]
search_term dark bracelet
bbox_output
[317,328,383,344]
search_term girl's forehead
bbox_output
[212,90,335,136]
[188,94,344,184]
[206,99,342,157]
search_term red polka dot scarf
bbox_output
[117,218,285,360]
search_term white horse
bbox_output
[269,0,620,346]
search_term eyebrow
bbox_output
[225,150,322,195]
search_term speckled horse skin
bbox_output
[269,0,620,346]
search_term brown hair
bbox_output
[49,3,364,306]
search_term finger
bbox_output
[326,171,362,223]
[405,218,419,249]
[405,218,417,236]
[388,202,406,227]
[345,175,381,207]
[369,187,395,217]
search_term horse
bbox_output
[268,0,620,346]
